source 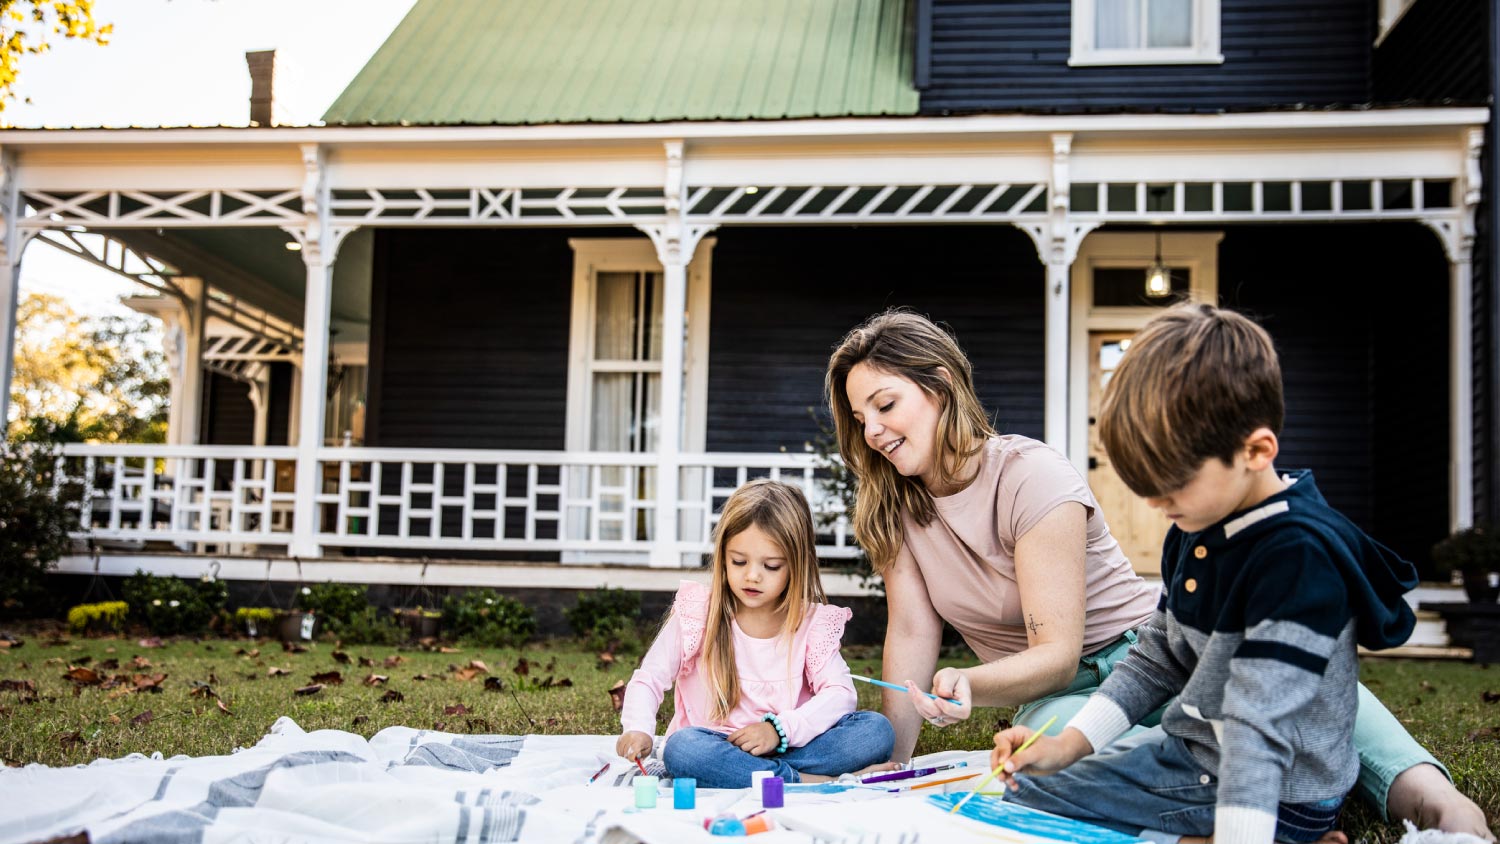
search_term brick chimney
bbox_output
[246,49,278,127]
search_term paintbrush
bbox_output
[849,674,963,706]
[949,715,1057,814]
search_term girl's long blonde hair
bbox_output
[825,310,996,574]
[701,478,827,721]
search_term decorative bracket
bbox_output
[1015,133,1099,273]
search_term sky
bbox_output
[10,0,418,315]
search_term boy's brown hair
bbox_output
[1099,303,1284,498]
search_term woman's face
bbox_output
[845,362,945,488]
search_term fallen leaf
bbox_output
[332,651,350,664]
[439,647,461,654]
[267,667,292,677]
[1483,690,1499,704]
[131,710,155,727]
[0,639,21,650]
[64,666,102,685]
[73,656,92,666]
[452,668,482,682]
[539,676,574,688]
[132,673,167,693]
[465,717,492,732]
[0,679,36,693]
[137,638,164,648]
[188,681,217,698]
[245,649,260,658]
[57,730,84,747]
[352,715,369,726]
[1466,726,1500,742]
[216,698,233,716]
[543,657,557,673]
[433,721,447,731]
[363,674,389,686]
[513,658,530,677]
[44,658,64,666]
[483,677,504,692]
[380,689,405,703]
[107,687,133,700]
[413,673,432,681]
[468,660,489,673]
[545,717,559,727]
[1420,681,1437,693]
[310,671,344,685]
[131,656,152,669]
[993,717,1014,732]
[596,652,616,670]
[608,679,626,712]
[444,703,470,716]
[97,658,119,670]
[283,643,308,654]
[107,714,121,724]
[384,655,405,668]
[293,684,324,696]
[359,656,375,667]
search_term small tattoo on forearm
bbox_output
[1028,614,1043,634]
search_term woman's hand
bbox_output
[728,721,782,757]
[988,725,1091,788]
[906,667,972,728]
[616,730,654,761]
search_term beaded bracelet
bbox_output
[762,712,789,754]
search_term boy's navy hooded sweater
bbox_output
[1068,471,1418,844]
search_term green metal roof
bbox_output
[323,0,918,126]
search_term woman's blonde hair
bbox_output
[825,310,996,574]
[701,478,828,721]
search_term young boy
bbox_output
[989,303,1418,844]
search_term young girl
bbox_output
[615,478,895,788]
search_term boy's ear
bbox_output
[1242,427,1279,470]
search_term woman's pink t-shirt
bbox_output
[900,435,1157,663]
[620,581,857,747]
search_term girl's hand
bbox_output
[988,725,1091,788]
[728,721,782,757]
[906,667,971,728]
[616,730,654,761]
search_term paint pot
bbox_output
[673,777,696,809]
[761,776,784,808]
[633,775,659,809]
[707,817,747,836]
[743,814,776,835]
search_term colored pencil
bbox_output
[861,761,968,784]
[908,773,981,791]
[849,674,963,706]
[588,761,610,783]
[949,715,1058,814]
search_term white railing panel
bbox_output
[676,452,859,560]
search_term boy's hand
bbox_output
[728,721,782,757]
[616,730,654,761]
[989,725,1092,788]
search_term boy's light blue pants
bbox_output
[1012,630,1446,819]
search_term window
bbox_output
[1071,0,1222,66]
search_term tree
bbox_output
[0,0,111,114]
[9,291,168,444]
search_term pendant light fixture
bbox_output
[1144,230,1172,298]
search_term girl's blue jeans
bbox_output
[1013,630,1446,819]
[662,710,894,788]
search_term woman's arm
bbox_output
[881,543,945,763]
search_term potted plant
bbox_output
[67,601,129,636]
[234,607,276,638]
[393,607,442,639]
[1432,524,1500,604]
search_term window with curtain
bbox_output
[1072,0,1221,65]
[589,270,663,454]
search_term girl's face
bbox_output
[724,523,790,615]
[845,361,945,489]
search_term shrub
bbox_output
[295,583,370,629]
[121,570,228,636]
[0,443,77,619]
[67,601,129,634]
[565,587,642,652]
[335,607,407,645]
[442,589,535,648]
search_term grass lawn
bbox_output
[1,634,1495,842]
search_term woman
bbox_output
[824,309,1491,839]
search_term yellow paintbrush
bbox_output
[948,714,1057,815]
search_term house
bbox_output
[0,0,1492,609]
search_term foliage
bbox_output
[0,1,111,115]
[233,607,276,625]
[9,293,168,444]
[442,589,535,648]
[120,570,227,636]
[334,607,408,646]
[805,407,879,592]
[0,441,75,618]
[564,587,642,652]
[294,583,370,630]
[66,600,127,632]
[1432,524,1500,577]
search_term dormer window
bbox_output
[1070,0,1223,66]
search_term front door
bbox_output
[1087,331,1169,575]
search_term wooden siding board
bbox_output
[705,226,1045,454]
[920,0,1372,114]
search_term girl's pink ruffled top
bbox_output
[620,580,858,748]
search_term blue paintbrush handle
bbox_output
[850,674,963,706]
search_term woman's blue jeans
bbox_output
[662,710,894,788]
[1012,630,1446,819]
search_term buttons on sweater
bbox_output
[1184,578,1198,593]
[1193,545,1208,559]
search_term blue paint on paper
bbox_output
[926,794,1146,844]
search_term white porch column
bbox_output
[1451,250,1474,530]
[174,276,207,446]
[0,149,22,437]
[290,144,334,558]
[247,369,271,448]
[640,140,714,567]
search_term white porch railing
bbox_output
[52,444,859,562]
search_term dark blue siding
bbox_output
[920,0,1372,114]
[1219,223,1449,570]
[705,225,1045,453]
